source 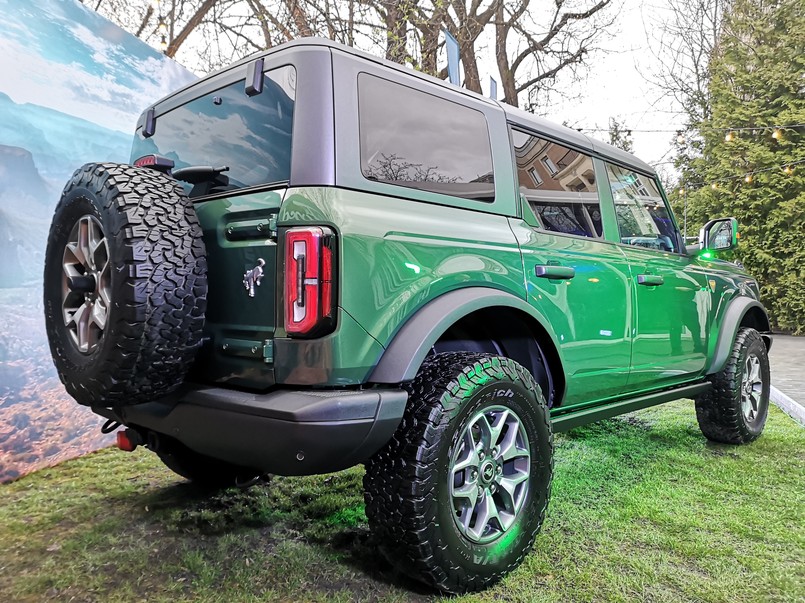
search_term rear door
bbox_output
[601,163,711,390]
[508,129,632,406]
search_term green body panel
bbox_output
[696,256,760,363]
[617,247,711,389]
[190,189,284,389]
[278,187,527,348]
[197,183,764,403]
[272,307,385,386]
[507,219,632,406]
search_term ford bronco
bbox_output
[43,38,772,593]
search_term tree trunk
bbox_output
[494,5,518,106]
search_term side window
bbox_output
[358,74,494,201]
[511,129,602,238]
[132,65,296,198]
[605,164,680,253]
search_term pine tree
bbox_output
[676,0,805,332]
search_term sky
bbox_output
[473,0,685,174]
[540,1,684,172]
[1,0,684,168]
[0,0,196,134]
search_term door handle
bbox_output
[637,274,664,286]
[535,265,576,280]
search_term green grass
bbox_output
[1,401,803,603]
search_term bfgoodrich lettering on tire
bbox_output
[43,162,207,407]
[363,352,553,593]
[695,327,770,444]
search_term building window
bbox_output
[541,156,559,175]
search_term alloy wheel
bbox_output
[449,405,531,544]
[61,215,111,354]
[741,353,764,424]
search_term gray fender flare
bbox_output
[707,297,771,375]
[368,287,555,383]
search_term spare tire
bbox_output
[43,162,207,407]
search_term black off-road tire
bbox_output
[43,162,207,407]
[364,353,553,594]
[695,327,770,444]
[156,436,265,489]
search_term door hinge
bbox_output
[262,339,274,363]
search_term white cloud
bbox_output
[0,14,196,135]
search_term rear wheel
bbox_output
[695,327,770,444]
[364,353,553,593]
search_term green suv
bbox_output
[43,38,773,593]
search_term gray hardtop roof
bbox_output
[152,37,656,177]
[502,105,655,175]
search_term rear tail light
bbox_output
[284,226,337,337]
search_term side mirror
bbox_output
[699,217,739,251]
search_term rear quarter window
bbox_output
[132,65,296,198]
[358,73,495,202]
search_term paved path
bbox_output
[768,334,805,425]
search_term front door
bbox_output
[603,163,710,390]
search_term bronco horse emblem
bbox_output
[243,258,266,298]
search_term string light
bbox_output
[577,124,804,135]
[158,18,167,34]
[772,128,782,140]
[160,35,167,51]
[725,131,735,142]
[675,157,804,191]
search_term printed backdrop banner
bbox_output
[0,0,197,481]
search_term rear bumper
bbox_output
[95,386,407,475]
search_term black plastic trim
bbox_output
[368,287,560,383]
[95,386,407,476]
[551,382,711,432]
[143,107,156,138]
[245,57,264,96]
[707,297,771,374]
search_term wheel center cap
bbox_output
[480,460,496,484]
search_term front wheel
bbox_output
[364,353,553,594]
[695,327,770,444]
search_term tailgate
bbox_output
[189,189,284,389]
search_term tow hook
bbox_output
[116,429,143,452]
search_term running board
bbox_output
[551,382,711,433]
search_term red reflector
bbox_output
[134,155,156,167]
[133,154,175,173]
[321,245,333,319]
[116,430,136,452]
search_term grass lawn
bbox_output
[1,400,803,603]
